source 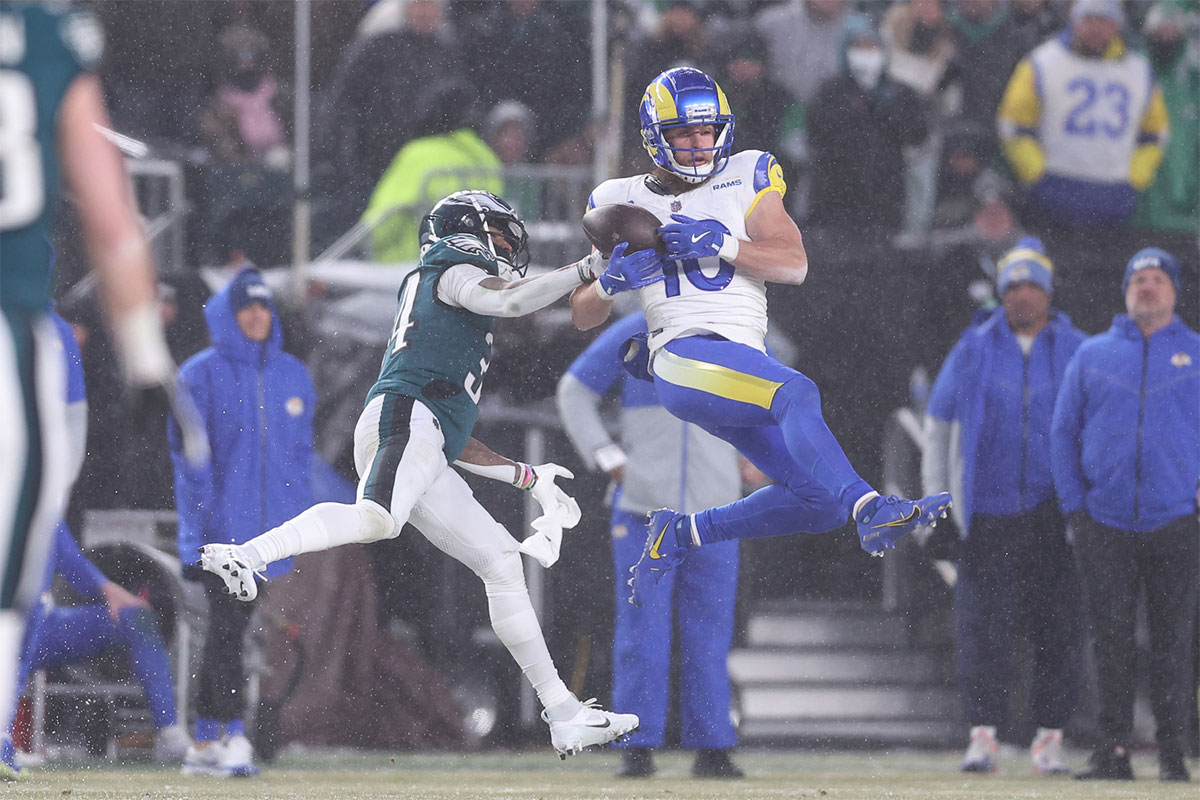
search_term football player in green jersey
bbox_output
[200,190,654,757]
[1,4,203,778]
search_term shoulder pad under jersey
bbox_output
[423,235,500,276]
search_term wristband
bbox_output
[718,235,740,262]
[514,462,538,491]
[592,279,617,300]
[574,252,601,284]
[594,443,628,473]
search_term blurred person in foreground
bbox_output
[0,1,197,781]
[557,310,744,779]
[1051,248,1199,782]
[197,191,643,758]
[169,268,313,778]
[569,66,952,609]
[997,0,1169,229]
[923,238,1085,775]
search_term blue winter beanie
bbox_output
[228,268,273,312]
[996,237,1053,296]
[1123,247,1180,293]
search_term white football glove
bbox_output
[529,463,581,528]
[520,504,569,568]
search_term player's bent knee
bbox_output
[357,499,399,542]
[478,548,526,597]
[774,374,822,416]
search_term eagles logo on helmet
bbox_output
[419,190,531,276]
[639,67,735,184]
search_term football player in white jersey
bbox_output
[569,67,952,606]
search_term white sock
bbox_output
[853,491,881,519]
[0,611,24,734]
[243,501,395,570]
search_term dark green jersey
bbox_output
[367,234,501,459]
[0,2,102,311]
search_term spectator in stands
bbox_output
[1011,0,1067,43]
[754,0,851,216]
[169,268,316,778]
[362,80,502,263]
[712,27,787,158]
[320,0,462,206]
[807,13,929,237]
[1132,3,1199,234]
[197,24,290,169]
[486,100,539,219]
[998,0,1169,229]
[1051,248,1199,782]
[557,311,744,780]
[456,0,589,160]
[943,0,1032,149]
[924,238,1085,776]
[880,0,957,238]
[755,0,850,108]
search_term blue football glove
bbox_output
[658,214,739,261]
[596,241,665,296]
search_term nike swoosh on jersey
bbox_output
[871,507,920,529]
[647,522,670,559]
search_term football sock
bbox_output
[195,717,221,743]
[484,554,579,720]
[226,719,246,738]
[0,611,22,738]
[853,492,881,520]
[244,500,395,569]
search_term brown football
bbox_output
[581,203,665,258]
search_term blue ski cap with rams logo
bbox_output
[639,67,736,183]
[1123,247,1180,293]
[996,236,1053,296]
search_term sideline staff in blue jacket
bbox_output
[924,239,1085,776]
[168,268,315,777]
[1051,248,1199,782]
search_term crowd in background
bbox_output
[36,0,1200,767]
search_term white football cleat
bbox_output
[1030,727,1071,775]
[219,734,259,778]
[181,741,227,777]
[543,699,639,759]
[960,725,999,773]
[154,723,192,763]
[199,544,262,601]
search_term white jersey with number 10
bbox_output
[588,149,786,354]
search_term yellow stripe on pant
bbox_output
[653,348,784,409]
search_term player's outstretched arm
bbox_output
[58,74,171,385]
[453,438,581,527]
[458,253,603,318]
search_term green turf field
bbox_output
[4,748,1197,800]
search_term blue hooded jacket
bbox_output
[168,269,315,577]
[927,307,1085,531]
[1051,314,1200,532]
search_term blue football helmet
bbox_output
[639,67,735,183]
[420,190,530,276]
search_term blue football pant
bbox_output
[611,507,738,749]
[22,602,177,729]
[651,336,868,543]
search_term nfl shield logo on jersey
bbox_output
[671,200,682,212]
